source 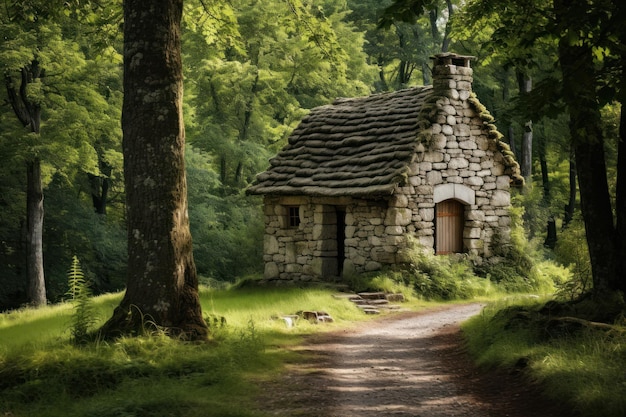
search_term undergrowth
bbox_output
[463,296,626,417]
[348,204,572,301]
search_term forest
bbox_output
[1,0,625,312]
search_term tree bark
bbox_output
[615,1,626,292]
[556,0,616,293]
[539,134,556,248]
[99,0,208,340]
[441,0,453,52]
[26,158,46,306]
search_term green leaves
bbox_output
[377,0,436,29]
[184,0,376,192]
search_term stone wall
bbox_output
[411,57,512,257]
[262,196,403,281]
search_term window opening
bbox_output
[287,206,300,228]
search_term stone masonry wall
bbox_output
[262,196,406,281]
[396,58,512,259]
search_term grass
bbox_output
[0,285,431,417]
[462,296,626,417]
[5,276,624,417]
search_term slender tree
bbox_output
[99,0,208,340]
[2,1,113,306]
[5,62,46,306]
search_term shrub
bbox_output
[397,239,496,300]
[554,216,592,300]
[475,203,560,294]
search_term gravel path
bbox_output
[258,304,567,417]
[324,303,483,417]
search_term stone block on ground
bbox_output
[300,310,334,323]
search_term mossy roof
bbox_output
[247,85,522,197]
[247,87,431,197]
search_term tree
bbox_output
[5,59,46,306]
[99,0,208,340]
[553,0,624,293]
[1,1,114,306]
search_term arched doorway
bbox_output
[435,199,464,254]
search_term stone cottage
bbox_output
[247,53,523,282]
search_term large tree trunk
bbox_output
[26,158,46,306]
[99,0,208,340]
[556,0,616,294]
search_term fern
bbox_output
[67,256,97,344]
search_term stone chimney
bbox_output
[431,53,475,100]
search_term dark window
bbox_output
[287,206,300,228]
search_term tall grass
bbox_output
[463,297,626,417]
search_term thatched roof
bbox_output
[247,87,432,197]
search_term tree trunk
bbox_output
[88,160,111,215]
[422,62,431,85]
[615,0,626,292]
[539,134,550,199]
[5,62,46,306]
[507,126,518,160]
[99,0,208,340]
[563,147,576,227]
[614,100,626,292]
[26,158,46,306]
[502,70,519,160]
[517,71,533,180]
[441,0,453,52]
[378,61,389,91]
[556,0,616,293]
[539,134,556,248]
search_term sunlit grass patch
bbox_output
[463,297,626,417]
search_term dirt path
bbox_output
[258,303,568,417]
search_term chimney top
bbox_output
[431,53,475,68]
[431,52,475,95]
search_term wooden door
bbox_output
[436,200,464,254]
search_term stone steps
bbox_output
[333,292,406,315]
